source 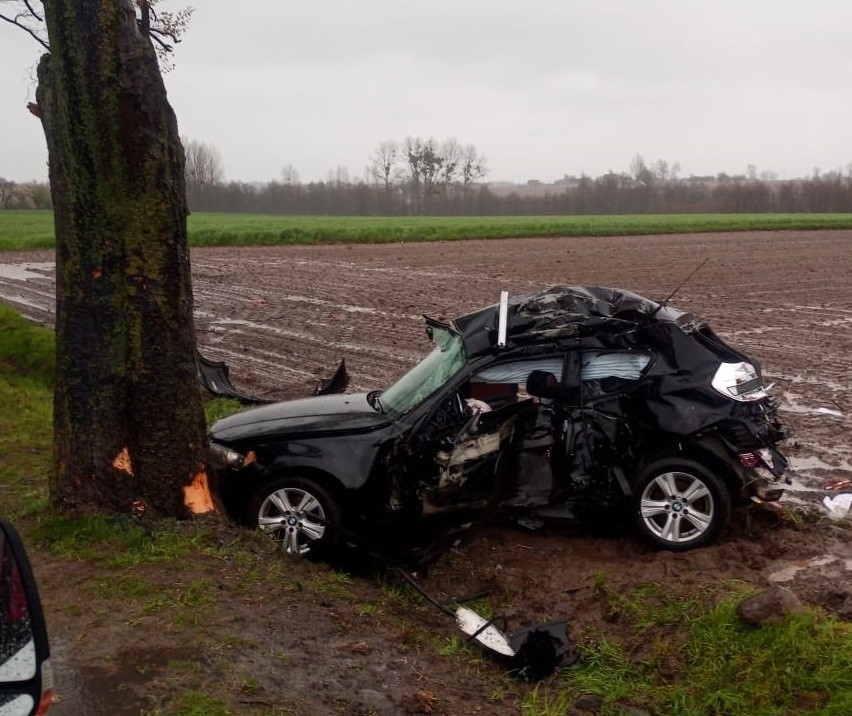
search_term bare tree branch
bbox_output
[20,0,42,22]
[0,11,50,50]
[147,28,173,53]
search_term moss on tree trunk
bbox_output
[36,0,209,516]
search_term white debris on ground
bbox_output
[822,493,852,519]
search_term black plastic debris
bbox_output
[196,351,272,404]
[197,351,348,403]
[313,358,349,396]
[455,606,575,680]
[386,566,573,680]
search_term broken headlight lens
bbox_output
[711,361,768,402]
[208,442,247,470]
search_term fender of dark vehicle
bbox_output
[636,432,747,497]
[257,427,401,492]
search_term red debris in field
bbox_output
[251,298,268,306]
[825,477,852,491]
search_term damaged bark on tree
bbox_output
[33,0,213,516]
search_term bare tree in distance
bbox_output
[281,163,300,185]
[403,136,424,214]
[461,143,487,196]
[3,0,213,517]
[419,138,443,210]
[439,138,462,194]
[328,165,351,186]
[184,138,224,188]
[651,159,670,182]
[367,140,399,191]
[0,176,15,209]
[630,153,653,185]
[183,137,224,210]
[399,137,487,213]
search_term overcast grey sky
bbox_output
[1,0,850,183]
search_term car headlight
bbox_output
[711,361,768,402]
[208,442,247,470]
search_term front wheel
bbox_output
[633,458,730,551]
[248,477,341,556]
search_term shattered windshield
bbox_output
[380,325,466,416]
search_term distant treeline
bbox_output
[6,142,852,215]
[184,172,852,216]
[179,140,852,216]
[5,174,852,216]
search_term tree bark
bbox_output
[35,0,211,516]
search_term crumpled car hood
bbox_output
[210,392,390,443]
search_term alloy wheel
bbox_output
[639,471,715,545]
[257,486,327,555]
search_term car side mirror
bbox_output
[0,518,52,715]
[526,370,560,400]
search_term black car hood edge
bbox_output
[210,392,391,443]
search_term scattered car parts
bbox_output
[197,351,348,403]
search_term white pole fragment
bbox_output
[497,290,509,347]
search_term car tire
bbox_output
[248,476,341,556]
[633,458,730,551]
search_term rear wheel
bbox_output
[248,477,341,556]
[633,458,730,551]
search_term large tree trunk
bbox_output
[35,0,212,516]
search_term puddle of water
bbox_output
[789,452,852,474]
[727,326,783,336]
[48,636,86,715]
[767,555,846,583]
[778,390,812,415]
[777,389,847,418]
[776,374,849,392]
[791,305,852,314]
[818,317,852,328]
[267,293,420,321]
[790,456,837,472]
[0,262,55,281]
[0,294,48,311]
[210,317,418,361]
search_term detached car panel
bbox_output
[208,286,789,554]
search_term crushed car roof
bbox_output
[450,285,694,357]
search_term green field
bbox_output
[2,210,852,251]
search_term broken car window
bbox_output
[381,327,467,416]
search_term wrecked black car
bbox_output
[207,286,789,555]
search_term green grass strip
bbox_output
[0,303,54,387]
[2,211,852,251]
[528,583,852,716]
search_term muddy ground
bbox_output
[1,230,851,714]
